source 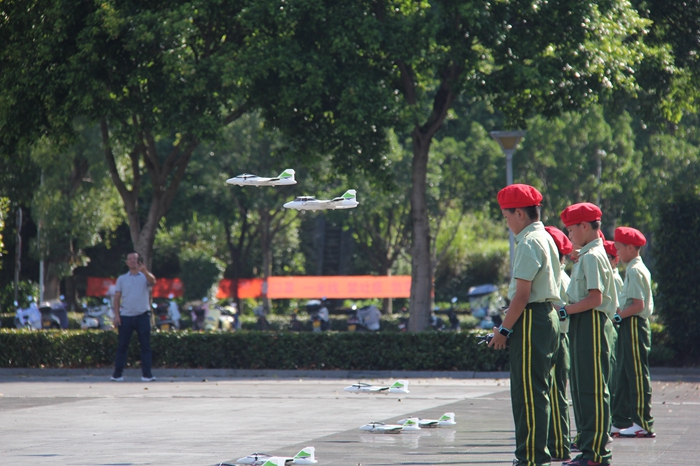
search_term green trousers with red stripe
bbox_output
[509,303,559,466]
[569,310,615,464]
[611,316,654,432]
[548,333,570,460]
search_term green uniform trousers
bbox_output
[510,303,559,466]
[569,310,615,464]
[548,332,570,460]
[611,316,654,432]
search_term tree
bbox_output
[242,0,657,329]
[1,0,252,266]
[514,106,640,231]
[30,122,123,300]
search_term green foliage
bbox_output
[515,106,640,227]
[653,194,700,364]
[179,248,224,301]
[434,212,509,301]
[30,123,123,281]
[0,330,509,371]
[0,281,39,312]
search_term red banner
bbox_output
[215,278,264,299]
[216,276,411,299]
[152,278,184,298]
[86,277,184,298]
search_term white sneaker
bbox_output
[610,425,623,437]
[619,423,656,438]
[141,376,156,382]
[110,376,124,382]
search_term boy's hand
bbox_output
[488,327,509,350]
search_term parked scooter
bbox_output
[14,297,42,330]
[40,296,69,329]
[81,298,115,330]
[432,297,461,332]
[254,304,270,330]
[288,310,304,331]
[204,303,236,331]
[306,299,330,332]
[167,294,181,329]
[152,299,174,331]
[38,302,62,329]
[188,300,207,331]
[347,304,381,332]
[468,284,504,329]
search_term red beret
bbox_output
[603,240,618,258]
[545,226,573,255]
[560,203,602,227]
[497,184,543,209]
[614,227,646,247]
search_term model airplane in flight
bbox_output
[397,412,456,428]
[343,380,409,394]
[283,190,358,211]
[359,418,421,434]
[234,446,317,465]
[226,169,296,187]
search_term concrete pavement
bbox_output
[0,369,699,465]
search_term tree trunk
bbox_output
[408,131,433,331]
[382,268,393,315]
[260,209,273,312]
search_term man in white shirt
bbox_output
[111,252,157,382]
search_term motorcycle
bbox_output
[80,298,115,330]
[14,297,42,330]
[288,310,304,331]
[40,296,69,329]
[347,304,381,332]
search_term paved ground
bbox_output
[0,368,699,466]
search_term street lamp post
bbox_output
[490,130,527,272]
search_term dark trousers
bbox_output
[113,312,153,378]
[548,332,571,460]
[510,302,559,466]
[612,316,654,432]
[569,310,615,464]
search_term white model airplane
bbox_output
[283,190,358,211]
[235,446,316,465]
[359,418,421,434]
[226,169,296,187]
[397,412,456,428]
[343,380,409,394]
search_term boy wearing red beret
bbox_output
[558,203,619,466]
[492,184,561,466]
[545,226,574,461]
[604,241,624,302]
[611,227,655,438]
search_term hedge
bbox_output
[0,330,509,371]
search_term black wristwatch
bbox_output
[558,306,569,321]
[498,325,513,338]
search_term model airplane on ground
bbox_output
[226,169,296,187]
[234,446,316,465]
[343,380,409,394]
[359,418,421,434]
[283,190,358,211]
[397,412,456,427]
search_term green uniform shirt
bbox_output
[620,256,654,319]
[566,237,619,320]
[613,268,624,305]
[507,221,561,303]
[557,269,571,333]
